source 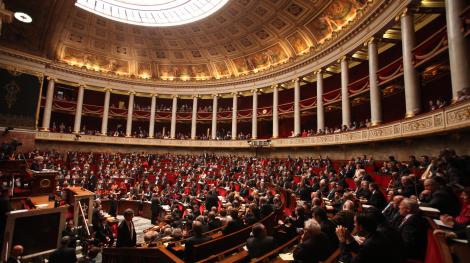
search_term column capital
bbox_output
[251,89,258,94]
[315,69,323,75]
[292,77,300,83]
[364,36,377,46]
[150,93,158,97]
[128,90,136,95]
[78,83,86,88]
[46,76,57,82]
[212,93,219,98]
[104,87,112,92]
[172,94,179,98]
[338,55,349,63]
[231,92,239,97]
[271,84,279,89]
[395,7,411,21]
[192,94,199,99]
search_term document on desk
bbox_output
[279,253,294,261]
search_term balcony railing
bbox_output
[35,100,470,148]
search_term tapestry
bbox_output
[0,68,42,129]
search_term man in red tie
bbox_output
[116,209,136,247]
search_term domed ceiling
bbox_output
[2,0,373,81]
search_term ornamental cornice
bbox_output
[0,0,408,96]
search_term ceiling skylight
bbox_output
[75,0,229,27]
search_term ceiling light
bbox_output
[14,12,32,23]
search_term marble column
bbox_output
[445,0,470,100]
[272,85,279,138]
[294,78,301,136]
[211,94,218,140]
[316,70,325,132]
[252,89,258,139]
[231,93,238,140]
[100,88,111,135]
[41,77,55,131]
[148,94,157,138]
[368,38,382,125]
[341,57,351,127]
[73,85,85,134]
[191,95,198,140]
[170,95,177,139]
[401,10,421,117]
[125,91,135,137]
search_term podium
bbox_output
[27,169,57,196]
[65,187,94,227]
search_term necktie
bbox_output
[129,221,134,240]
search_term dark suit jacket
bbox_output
[184,235,212,263]
[345,232,394,263]
[246,236,276,259]
[222,218,244,235]
[421,189,460,216]
[205,194,219,211]
[48,247,77,263]
[399,214,427,260]
[293,232,331,263]
[116,220,137,247]
[367,190,387,210]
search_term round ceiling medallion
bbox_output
[14,12,33,23]
[75,0,229,27]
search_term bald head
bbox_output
[11,245,23,258]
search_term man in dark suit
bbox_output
[293,218,332,263]
[150,194,161,225]
[91,200,102,232]
[205,190,219,211]
[420,178,460,216]
[207,211,223,230]
[6,245,23,263]
[312,207,338,252]
[246,223,276,259]
[184,221,212,263]
[367,183,387,210]
[336,213,393,263]
[108,194,117,218]
[259,197,273,218]
[48,236,77,263]
[398,198,427,260]
[116,209,137,247]
[222,208,244,235]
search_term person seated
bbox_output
[95,215,114,247]
[420,178,460,216]
[61,220,77,248]
[207,211,223,230]
[367,183,387,210]
[335,213,393,263]
[293,218,332,263]
[222,208,244,235]
[312,207,338,252]
[7,245,23,263]
[184,221,212,263]
[246,223,276,259]
[355,180,371,200]
[439,187,470,238]
[48,236,77,263]
[398,198,427,261]
[382,195,404,228]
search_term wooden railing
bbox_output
[101,246,184,263]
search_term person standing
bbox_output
[116,209,136,247]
